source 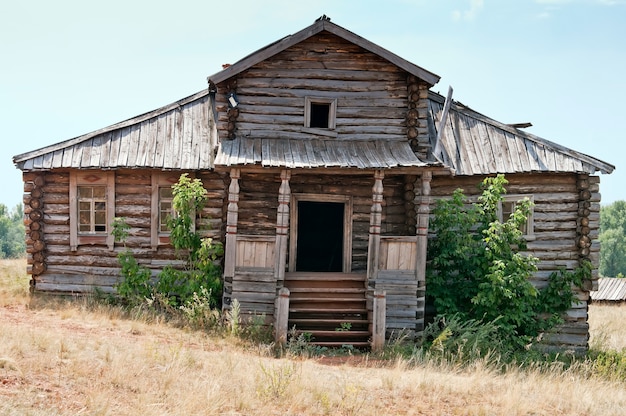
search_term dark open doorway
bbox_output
[296,201,344,272]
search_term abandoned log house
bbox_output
[13,17,614,352]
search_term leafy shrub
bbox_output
[427,175,588,352]
[112,174,223,311]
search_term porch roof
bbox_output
[214,137,436,170]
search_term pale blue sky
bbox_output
[2,0,624,209]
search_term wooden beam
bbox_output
[224,168,240,279]
[275,170,291,283]
[367,170,384,282]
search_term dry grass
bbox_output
[2,258,626,415]
[0,258,30,306]
[589,302,626,351]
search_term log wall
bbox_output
[23,169,226,294]
[427,173,600,353]
[213,32,431,159]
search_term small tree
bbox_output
[156,174,223,307]
[113,174,223,308]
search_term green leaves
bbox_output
[0,204,26,259]
[427,174,584,352]
[599,201,626,277]
[112,174,223,308]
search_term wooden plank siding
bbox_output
[14,92,215,172]
[427,92,614,176]
[23,169,226,294]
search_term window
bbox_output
[498,195,534,238]
[158,187,174,233]
[304,96,336,129]
[70,171,115,251]
[78,186,107,233]
[151,172,182,250]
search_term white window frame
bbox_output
[497,194,535,240]
[70,171,115,251]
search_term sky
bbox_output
[1,0,625,209]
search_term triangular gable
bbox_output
[207,17,440,88]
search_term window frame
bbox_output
[497,194,535,240]
[304,96,337,130]
[151,172,181,250]
[70,171,115,251]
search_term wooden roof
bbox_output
[428,92,615,175]
[591,278,626,302]
[13,90,214,172]
[207,17,441,88]
[214,137,430,170]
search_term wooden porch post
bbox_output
[415,171,432,334]
[275,170,291,283]
[367,170,385,282]
[371,289,386,352]
[275,287,290,345]
[415,171,432,280]
[224,168,240,279]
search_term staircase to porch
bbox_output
[284,272,370,349]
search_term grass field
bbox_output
[2,258,626,415]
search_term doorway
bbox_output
[289,194,352,273]
[296,201,344,272]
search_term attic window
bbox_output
[305,97,336,129]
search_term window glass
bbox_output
[78,185,107,234]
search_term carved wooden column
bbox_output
[274,170,291,283]
[224,168,240,280]
[367,170,385,282]
[415,171,432,334]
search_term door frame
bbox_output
[288,193,353,273]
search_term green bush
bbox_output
[112,174,223,312]
[426,175,588,352]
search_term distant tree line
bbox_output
[0,204,26,258]
[600,200,626,278]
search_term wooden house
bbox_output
[13,17,614,352]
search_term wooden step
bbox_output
[289,318,369,326]
[288,287,366,294]
[302,330,370,338]
[289,307,368,314]
[289,297,366,303]
[285,272,366,281]
[311,341,370,349]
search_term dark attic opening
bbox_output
[296,201,344,272]
[309,103,330,128]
